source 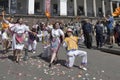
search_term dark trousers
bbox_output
[84,33,92,49]
[103,34,107,45]
[74,30,79,36]
[117,34,120,46]
[96,34,103,47]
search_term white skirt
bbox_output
[12,34,24,50]
[2,31,9,40]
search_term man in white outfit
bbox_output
[63,28,87,71]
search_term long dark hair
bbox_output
[53,22,60,29]
[16,18,23,24]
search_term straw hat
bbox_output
[67,28,73,33]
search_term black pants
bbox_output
[96,34,103,47]
[84,33,92,49]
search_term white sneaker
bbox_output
[64,63,73,69]
[79,66,87,71]
[65,63,69,67]
[32,51,36,54]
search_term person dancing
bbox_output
[63,28,87,70]
[49,22,64,67]
[11,18,36,63]
[1,11,14,54]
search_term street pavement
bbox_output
[0,42,120,80]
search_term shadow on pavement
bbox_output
[100,47,120,56]
[30,53,67,67]
[0,56,8,59]
[8,55,15,62]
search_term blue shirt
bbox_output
[107,17,114,29]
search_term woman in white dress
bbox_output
[11,18,36,63]
[49,22,64,67]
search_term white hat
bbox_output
[67,28,73,33]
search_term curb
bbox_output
[100,46,120,55]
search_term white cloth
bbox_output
[79,35,85,43]
[51,29,64,38]
[11,24,29,34]
[11,24,30,50]
[37,34,43,41]
[2,31,9,40]
[32,24,38,29]
[0,31,1,35]
[47,25,53,30]
[28,40,37,51]
[67,50,87,67]
[1,20,14,40]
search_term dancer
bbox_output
[63,28,87,70]
[28,25,38,53]
[11,18,36,63]
[1,11,14,53]
[49,22,64,67]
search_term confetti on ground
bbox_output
[78,74,82,78]
[0,46,111,80]
[18,73,22,76]
[93,77,96,80]
[71,77,75,80]
[85,73,90,77]
[3,76,6,79]
[34,77,37,80]
[101,70,105,73]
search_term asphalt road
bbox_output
[0,42,119,80]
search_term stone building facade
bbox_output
[0,0,120,17]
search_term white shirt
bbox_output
[11,24,29,34]
[32,24,38,29]
[51,29,64,38]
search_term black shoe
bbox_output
[109,45,113,48]
[53,60,58,65]
[49,63,52,68]
[96,46,99,48]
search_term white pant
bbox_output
[67,50,87,67]
[28,40,37,51]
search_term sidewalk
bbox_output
[100,44,120,55]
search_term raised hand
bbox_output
[2,10,5,16]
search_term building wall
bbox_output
[105,0,111,15]
[77,0,101,16]
[17,0,28,14]
[67,0,74,16]
[34,0,44,15]
[1,0,119,17]
[87,0,93,16]
[77,0,84,15]
[51,0,60,16]
[96,0,102,16]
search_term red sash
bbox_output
[15,33,24,44]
